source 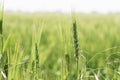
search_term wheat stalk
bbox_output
[72,20,79,70]
[65,53,70,80]
[72,19,81,80]
[0,0,4,48]
[0,1,8,79]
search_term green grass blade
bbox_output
[2,34,11,53]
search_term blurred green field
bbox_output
[0,12,120,80]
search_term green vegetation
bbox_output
[0,12,120,80]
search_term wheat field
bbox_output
[0,12,120,80]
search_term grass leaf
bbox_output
[2,34,11,53]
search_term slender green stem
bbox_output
[35,43,39,79]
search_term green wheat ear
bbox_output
[0,0,4,34]
[0,20,2,34]
[72,20,79,69]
